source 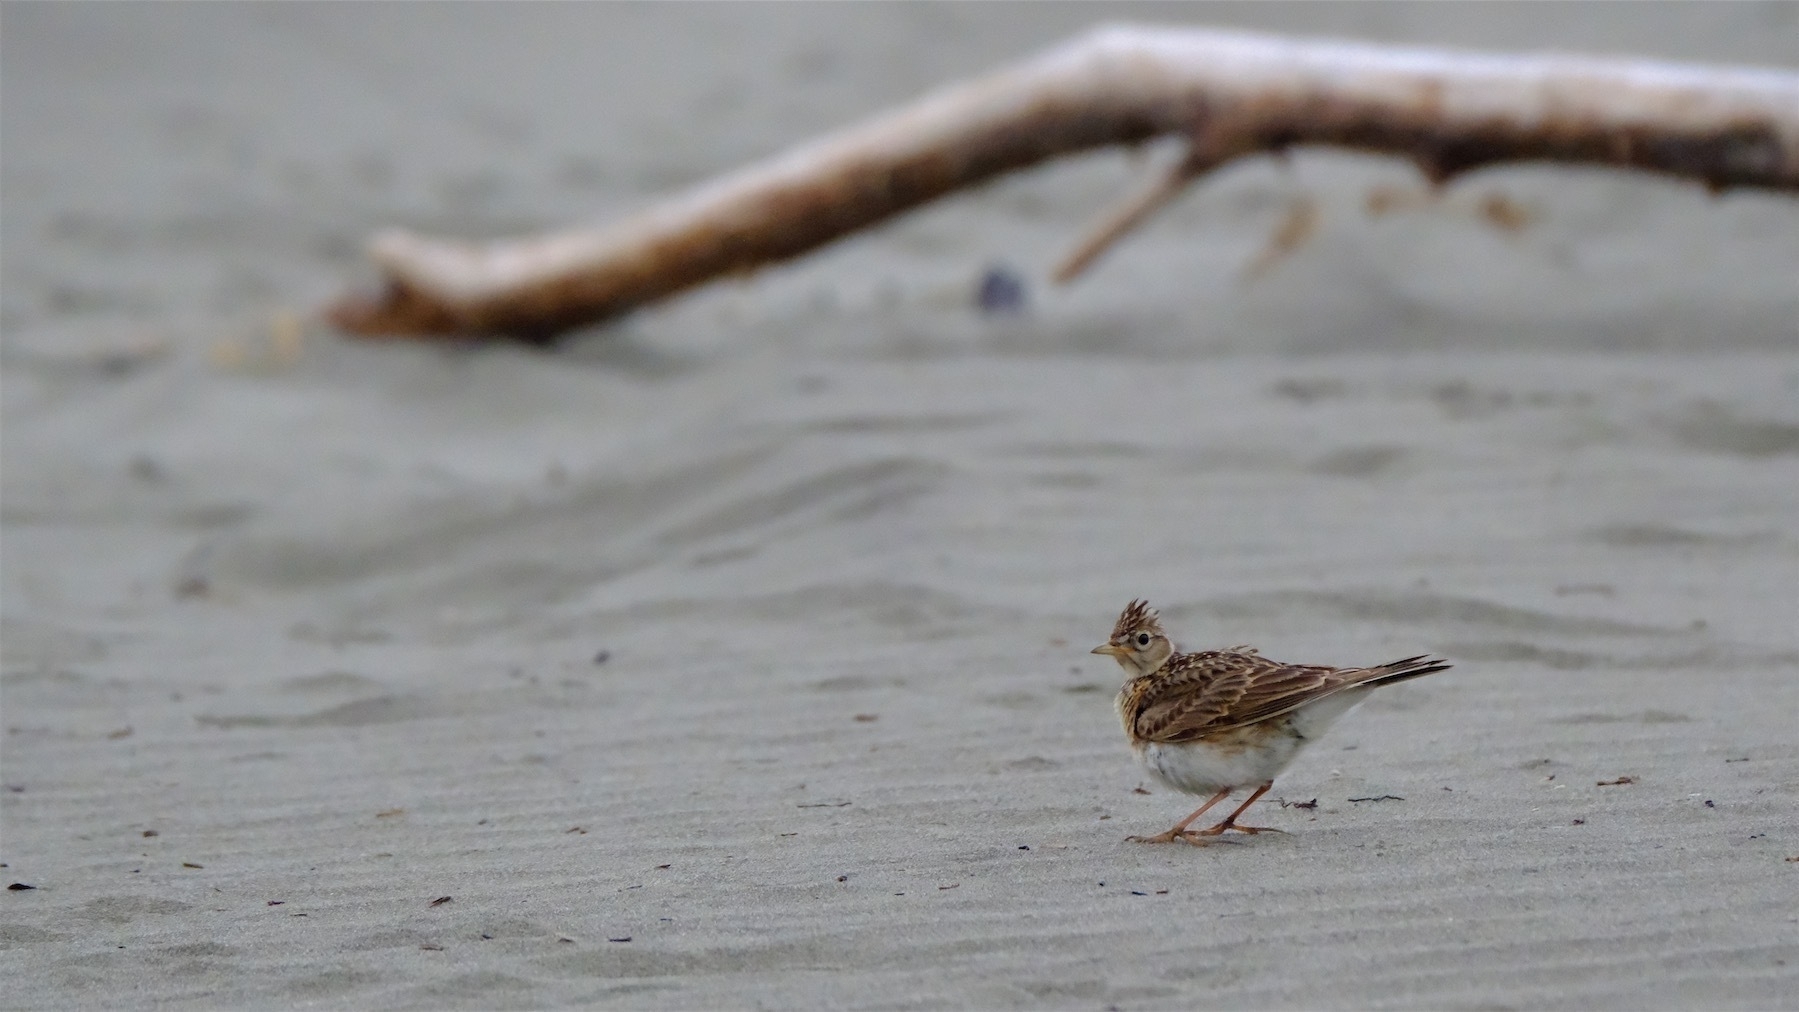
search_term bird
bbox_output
[1092,599,1450,844]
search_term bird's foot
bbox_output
[1126,828,1215,845]
[1191,821,1287,837]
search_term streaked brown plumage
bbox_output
[1094,599,1450,844]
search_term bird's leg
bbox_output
[1192,782,1286,836]
[1127,787,1233,844]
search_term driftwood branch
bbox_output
[327,24,1799,342]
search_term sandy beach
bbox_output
[4,4,1797,1008]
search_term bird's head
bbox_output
[1091,599,1173,677]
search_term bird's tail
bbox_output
[1358,654,1453,688]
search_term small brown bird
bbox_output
[1093,599,1450,844]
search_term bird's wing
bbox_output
[1129,651,1345,743]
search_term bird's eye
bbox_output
[1135,632,1152,647]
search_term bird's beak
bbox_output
[1091,644,1123,656]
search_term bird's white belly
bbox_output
[1127,687,1372,796]
[1136,733,1304,795]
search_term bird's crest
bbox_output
[1110,599,1164,642]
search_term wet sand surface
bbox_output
[3,4,1797,1008]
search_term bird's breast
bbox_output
[1114,683,1140,736]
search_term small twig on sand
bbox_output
[328,24,1799,342]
